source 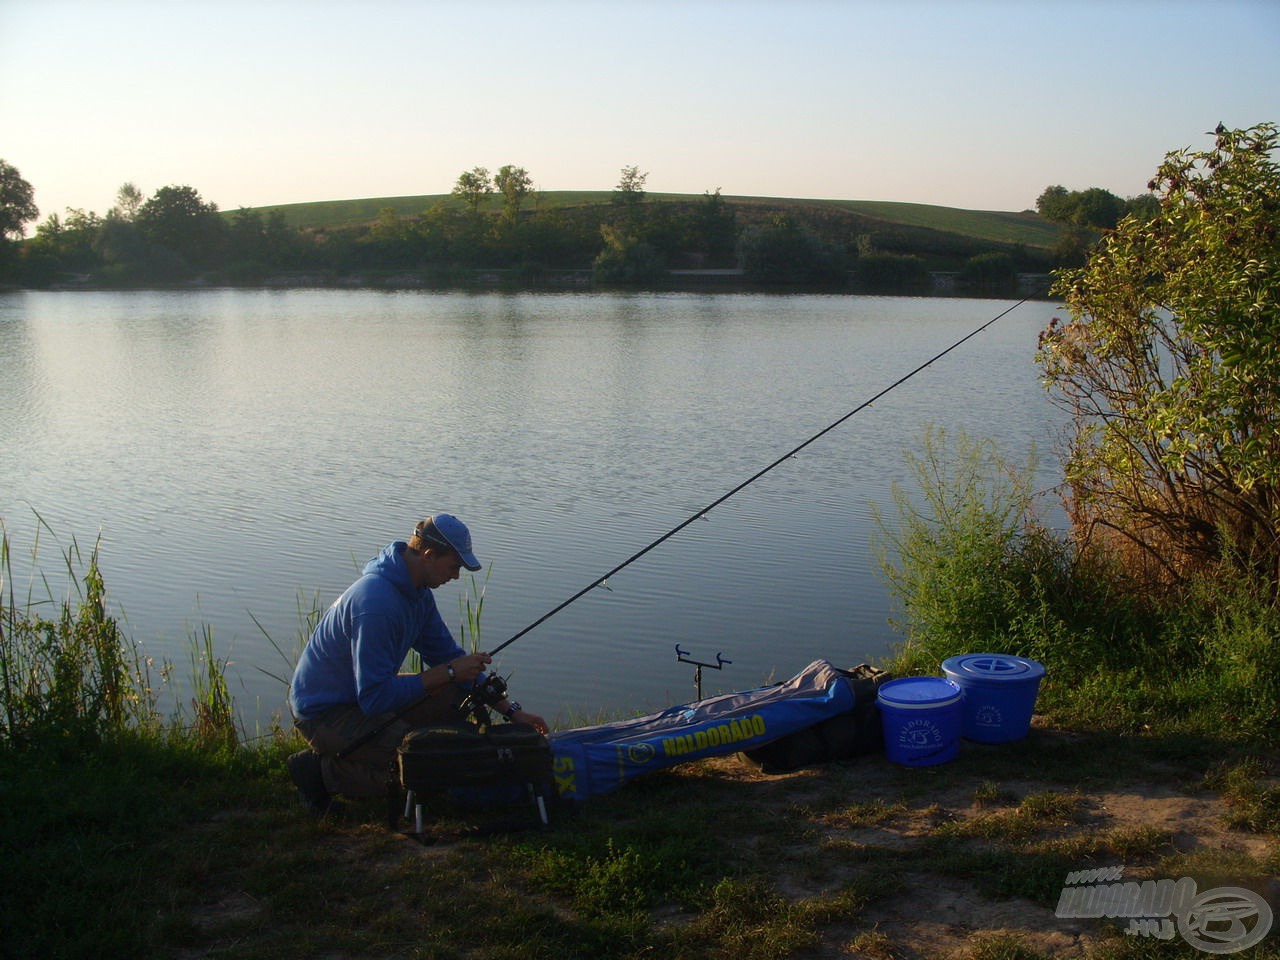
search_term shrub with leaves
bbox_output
[1038,122,1280,592]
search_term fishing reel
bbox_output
[460,672,510,730]
[477,672,509,707]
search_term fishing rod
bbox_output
[338,289,1045,757]
[487,289,1047,657]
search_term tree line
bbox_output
[0,160,1144,292]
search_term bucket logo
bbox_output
[974,704,1003,727]
[898,718,942,748]
[1055,867,1273,954]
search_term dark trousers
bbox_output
[294,687,467,798]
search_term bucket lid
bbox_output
[942,653,1045,682]
[877,676,962,708]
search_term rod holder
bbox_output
[675,643,732,700]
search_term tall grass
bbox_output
[187,624,237,749]
[459,566,491,653]
[875,427,1280,744]
[0,518,240,750]
[0,520,159,748]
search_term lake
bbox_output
[0,288,1068,729]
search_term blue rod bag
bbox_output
[549,659,854,801]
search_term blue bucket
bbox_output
[876,677,963,766]
[942,654,1046,743]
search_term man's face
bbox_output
[419,547,463,589]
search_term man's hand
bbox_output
[512,709,549,735]
[421,652,492,693]
[448,652,492,683]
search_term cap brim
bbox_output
[428,514,481,572]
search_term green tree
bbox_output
[613,165,648,207]
[358,206,422,267]
[29,207,103,273]
[592,223,665,283]
[1036,184,1126,229]
[1037,122,1280,591]
[494,165,532,223]
[452,167,493,213]
[1035,185,1071,223]
[688,188,737,266]
[93,214,148,278]
[134,185,225,272]
[1071,187,1126,230]
[0,160,39,241]
[1123,193,1160,222]
[111,182,144,221]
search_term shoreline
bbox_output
[3,268,1056,299]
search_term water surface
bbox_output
[0,289,1067,726]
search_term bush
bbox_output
[959,252,1017,292]
[592,223,667,284]
[1039,122,1280,597]
[875,427,1279,743]
[737,216,846,285]
[875,427,1076,673]
[855,251,931,292]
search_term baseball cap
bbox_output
[414,514,481,571]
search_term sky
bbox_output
[2,0,1278,228]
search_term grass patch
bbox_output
[938,790,1084,841]
[819,797,910,828]
[243,190,1062,250]
[1203,757,1280,833]
[962,931,1052,960]
[823,198,1062,247]
[1034,824,1175,864]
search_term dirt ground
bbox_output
[689,727,1280,958]
[201,723,1276,959]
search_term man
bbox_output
[287,513,547,813]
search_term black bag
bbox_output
[396,722,556,832]
[739,663,891,774]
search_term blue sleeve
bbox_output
[416,607,464,663]
[351,607,425,716]
[414,604,487,690]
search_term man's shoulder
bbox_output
[344,571,408,610]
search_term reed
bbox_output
[458,566,491,654]
[187,624,238,750]
[0,517,159,749]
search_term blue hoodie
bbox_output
[288,542,470,720]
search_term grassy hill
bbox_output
[243,190,1062,251]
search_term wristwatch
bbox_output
[502,700,522,720]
